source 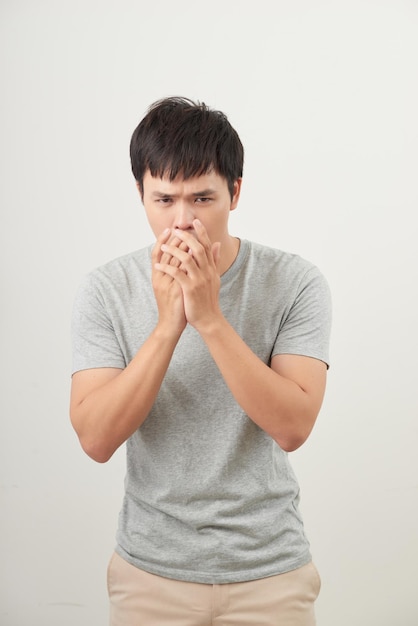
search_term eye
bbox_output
[195,197,211,203]
[157,197,172,204]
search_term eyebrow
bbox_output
[151,189,217,198]
[152,192,173,198]
[191,189,216,196]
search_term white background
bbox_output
[1,1,417,625]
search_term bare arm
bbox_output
[70,326,181,463]
[156,220,327,451]
[197,318,327,451]
[70,230,187,463]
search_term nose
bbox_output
[173,202,194,231]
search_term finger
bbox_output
[169,240,189,267]
[155,230,185,265]
[152,228,172,264]
[160,233,183,265]
[161,242,192,270]
[173,225,211,268]
[212,242,221,268]
[192,219,212,250]
[154,261,189,287]
[169,229,210,255]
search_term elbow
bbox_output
[80,438,114,463]
[276,434,307,453]
[76,426,117,462]
[273,421,315,452]
[70,413,115,463]
[274,406,318,452]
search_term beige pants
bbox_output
[108,551,321,626]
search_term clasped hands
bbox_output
[152,219,222,333]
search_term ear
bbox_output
[230,178,242,212]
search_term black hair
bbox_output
[130,97,244,198]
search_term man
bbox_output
[70,96,331,625]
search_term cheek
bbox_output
[204,208,229,229]
[145,212,170,236]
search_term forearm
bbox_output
[198,317,318,451]
[71,326,180,462]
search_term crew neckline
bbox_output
[220,239,250,285]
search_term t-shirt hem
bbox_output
[71,361,125,376]
[271,348,330,369]
[114,544,312,584]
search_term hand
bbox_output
[151,229,188,336]
[155,220,222,331]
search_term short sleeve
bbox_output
[71,273,126,375]
[273,267,332,367]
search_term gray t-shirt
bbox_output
[72,239,332,583]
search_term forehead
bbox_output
[143,169,228,193]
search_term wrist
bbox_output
[153,321,185,344]
[192,312,227,338]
